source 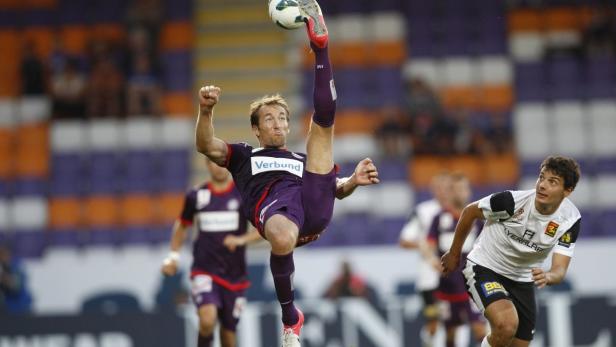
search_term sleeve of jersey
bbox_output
[478,191,515,222]
[554,218,581,257]
[399,212,421,241]
[179,191,197,226]
[224,143,252,171]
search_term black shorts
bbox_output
[420,289,439,320]
[462,261,536,341]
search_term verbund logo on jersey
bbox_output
[251,156,304,177]
[505,228,545,252]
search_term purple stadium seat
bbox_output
[373,159,408,181]
[20,9,57,26]
[90,0,126,23]
[159,149,190,191]
[13,179,47,196]
[12,231,47,259]
[473,28,507,55]
[584,57,616,99]
[163,0,191,20]
[122,226,151,245]
[377,217,407,244]
[596,158,616,174]
[161,51,192,92]
[515,62,548,101]
[88,228,121,246]
[121,151,159,193]
[367,0,401,12]
[547,58,582,100]
[369,67,404,107]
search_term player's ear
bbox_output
[252,124,260,138]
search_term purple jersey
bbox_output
[224,143,307,226]
[180,181,249,290]
[428,209,482,301]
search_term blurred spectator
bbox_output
[127,53,161,116]
[375,106,412,158]
[20,40,46,95]
[0,245,33,315]
[87,57,125,118]
[404,78,442,117]
[51,58,86,119]
[323,260,375,301]
[582,5,616,58]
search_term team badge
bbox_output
[545,221,559,237]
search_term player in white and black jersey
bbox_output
[399,172,452,347]
[440,156,581,347]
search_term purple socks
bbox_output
[198,334,213,347]
[270,252,299,326]
[310,43,336,128]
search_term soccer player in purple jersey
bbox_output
[161,158,261,347]
[423,173,486,347]
[194,1,380,345]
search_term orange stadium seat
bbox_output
[163,92,194,116]
[409,156,448,188]
[49,197,83,228]
[0,128,14,178]
[22,27,55,58]
[91,24,126,44]
[508,9,543,32]
[60,25,89,55]
[324,110,381,135]
[480,85,514,112]
[448,156,484,186]
[545,7,581,31]
[440,86,480,110]
[332,42,369,67]
[160,22,193,51]
[16,123,49,146]
[484,153,519,186]
[15,124,49,177]
[0,30,21,96]
[370,41,406,66]
[83,195,120,227]
[0,0,21,8]
[119,194,155,226]
[155,192,185,224]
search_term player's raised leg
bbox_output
[482,300,519,347]
[300,0,336,175]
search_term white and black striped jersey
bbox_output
[467,189,581,282]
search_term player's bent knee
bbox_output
[492,316,518,343]
[267,228,297,251]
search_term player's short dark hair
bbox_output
[249,94,290,127]
[540,156,581,191]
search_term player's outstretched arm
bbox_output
[441,202,484,275]
[335,158,380,200]
[532,253,572,289]
[223,226,263,252]
[196,85,228,166]
[161,220,189,276]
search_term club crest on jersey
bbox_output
[512,207,524,220]
[481,281,508,297]
[227,198,239,211]
[545,221,559,237]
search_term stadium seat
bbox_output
[551,101,588,157]
[480,85,514,112]
[0,128,13,179]
[124,118,157,149]
[409,156,448,188]
[509,32,545,62]
[335,134,379,162]
[49,197,83,229]
[161,51,192,92]
[477,56,513,85]
[507,9,543,32]
[162,92,193,116]
[58,25,88,55]
[50,120,87,153]
[83,195,119,227]
[10,196,48,230]
[515,62,547,101]
[160,118,193,148]
[588,101,616,158]
[0,198,9,232]
[568,177,594,211]
[402,58,441,87]
[160,21,193,51]
[513,103,551,161]
[21,27,54,58]
[596,175,616,209]
[369,12,405,42]
[154,192,185,225]
[119,194,155,226]
[442,58,476,86]
[87,119,123,151]
[0,30,21,96]
[371,182,413,218]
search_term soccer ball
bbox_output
[268,0,305,30]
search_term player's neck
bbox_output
[534,201,560,215]
[209,179,233,193]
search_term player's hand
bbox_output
[429,256,443,273]
[199,85,221,114]
[532,268,552,289]
[161,258,178,276]
[353,158,380,186]
[223,235,245,252]
[440,250,460,276]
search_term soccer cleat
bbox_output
[298,0,328,49]
[282,308,304,347]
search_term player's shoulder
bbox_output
[558,197,581,221]
[416,199,441,214]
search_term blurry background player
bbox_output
[441,156,581,347]
[161,158,261,347]
[399,172,452,347]
[423,173,486,347]
[194,1,380,345]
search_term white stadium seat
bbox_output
[160,118,194,149]
[335,187,372,215]
[17,96,51,123]
[509,32,545,62]
[477,56,513,85]
[11,196,48,230]
[51,120,87,153]
[402,59,441,87]
[0,98,17,128]
[596,175,616,208]
[567,177,594,210]
[371,182,414,218]
[551,101,588,157]
[125,118,158,149]
[333,14,365,42]
[369,12,405,41]
[514,103,551,160]
[87,119,123,151]
[442,57,476,86]
[0,198,9,231]
[334,134,379,162]
[588,101,616,157]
